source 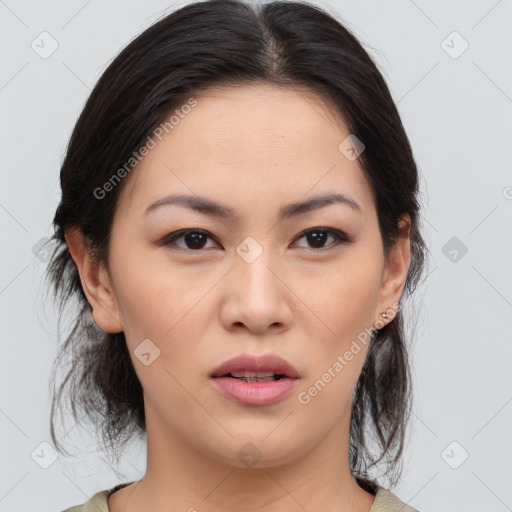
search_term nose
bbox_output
[219,246,293,335]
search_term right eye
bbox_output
[161,229,220,251]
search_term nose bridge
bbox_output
[219,234,291,333]
[234,235,279,299]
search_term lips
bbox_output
[209,353,300,405]
[210,353,300,380]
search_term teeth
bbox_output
[229,371,282,382]
[234,376,277,382]
[230,371,276,378]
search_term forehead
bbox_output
[116,84,373,222]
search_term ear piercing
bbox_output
[374,310,393,333]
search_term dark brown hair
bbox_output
[46,0,427,493]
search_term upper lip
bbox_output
[210,353,300,379]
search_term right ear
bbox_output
[64,226,124,334]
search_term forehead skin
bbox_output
[112,83,378,247]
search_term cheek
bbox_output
[297,254,381,403]
[109,245,199,340]
[317,258,382,340]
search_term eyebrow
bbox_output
[143,192,362,220]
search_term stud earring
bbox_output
[380,312,389,319]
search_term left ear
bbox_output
[374,213,411,328]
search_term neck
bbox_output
[109,402,376,512]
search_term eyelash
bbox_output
[160,227,354,253]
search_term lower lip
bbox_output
[210,376,298,406]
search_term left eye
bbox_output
[294,228,352,251]
[161,228,352,252]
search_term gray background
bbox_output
[1,0,511,510]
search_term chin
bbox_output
[205,434,311,470]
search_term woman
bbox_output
[48,0,427,510]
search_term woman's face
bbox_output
[80,84,410,468]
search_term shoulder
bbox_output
[60,490,110,512]
[370,487,420,512]
[60,482,418,512]
[60,481,133,512]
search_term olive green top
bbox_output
[61,482,419,511]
